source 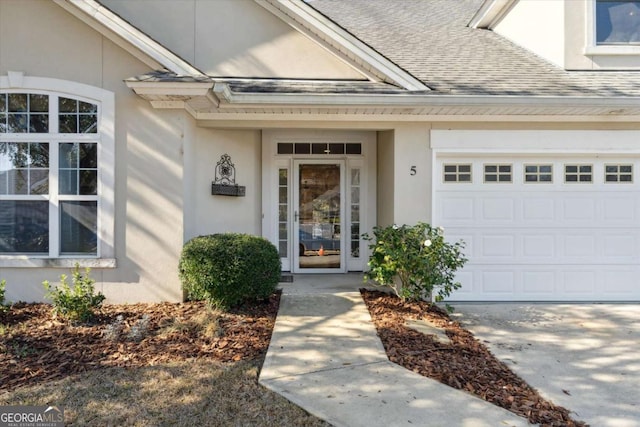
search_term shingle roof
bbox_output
[309,0,640,97]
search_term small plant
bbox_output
[43,265,106,322]
[0,279,8,314]
[179,233,281,309]
[363,222,467,305]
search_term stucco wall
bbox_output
[0,0,185,303]
[186,128,262,240]
[494,0,565,67]
[100,0,363,79]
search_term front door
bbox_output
[293,161,345,272]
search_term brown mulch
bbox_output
[361,288,587,427]
[2,288,587,426]
[0,293,280,393]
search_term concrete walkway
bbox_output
[260,274,529,427]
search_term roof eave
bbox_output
[468,0,517,29]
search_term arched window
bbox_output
[0,76,114,265]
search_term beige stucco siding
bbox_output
[100,0,364,79]
[187,128,262,240]
[1,0,185,303]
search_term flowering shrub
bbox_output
[363,222,467,304]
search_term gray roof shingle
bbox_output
[309,0,640,97]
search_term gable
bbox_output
[100,0,366,80]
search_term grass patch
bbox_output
[0,359,329,427]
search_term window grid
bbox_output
[277,143,362,155]
[565,164,593,183]
[350,168,361,259]
[605,164,633,183]
[0,93,49,133]
[484,164,512,183]
[278,168,288,258]
[0,92,99,256]
[524,164,553,183]
[443,164,472,183]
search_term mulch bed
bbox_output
[2,288,587,426]
[0,293,280,393]
[361,288,586,427]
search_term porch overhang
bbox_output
[125,78,640,123]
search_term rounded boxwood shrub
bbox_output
[179,233,281,309]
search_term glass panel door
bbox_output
[294,162,344,272]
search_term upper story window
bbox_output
[596,1,640,45]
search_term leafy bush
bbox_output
[363,222,467,304]
[0,279,8,313]
[179,233,281,309]
[43,265,105,322]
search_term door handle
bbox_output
[294,211,299,222]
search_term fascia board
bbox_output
[125,81,213,97]
[55,0,205,77]
[212,84,640,110]
[468,0,517,29]
[255,0,429,91]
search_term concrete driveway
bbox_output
[451,304,640,427]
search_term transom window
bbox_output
[596,1,640,45]
[484,164,512,183]
[277,143,361,155]
[565,164,593,183]
[605,164,633,182]
[443,164,472,183]
[524,164,553,183]
[0,92,99,256]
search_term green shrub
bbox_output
[363,222,467,304]
[0,279,8,313]
[179,233,281,309]
[43,265,105,322]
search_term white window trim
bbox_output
[0,74,115,268]
[585,0,640,56]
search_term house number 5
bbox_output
[410,166,417,176]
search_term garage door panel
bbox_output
[436,155,640,301]
[523,271,555,294]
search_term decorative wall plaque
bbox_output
[211,154,246,197]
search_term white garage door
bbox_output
[435,156,640,301]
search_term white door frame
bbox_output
[292,159,346,273]
[261,130,377,273]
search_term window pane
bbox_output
[79,170,97,195]
[8,113,27,132]
[30,169,49,194]
[59,115,77,133]
[597,1,640,44]
[0,201,49,253]
[59,97,77,113]
[8,94,27,112]
[60,201,97,254]
[345,143,361,154]
[294,143,310,154]
[79,101,97,113]
[30,143,49,168]
[0,114,6,133]
[29,94,48,112]
[0,94,6,112]
[30,114,49,133]
[312,143,327,154]
[79,115,98,133]
[59,143,77,168]
[277,143,293,154]
[59,169,78,195]
[329,143,345,154]
[79,143,97,168]
[8,169,28,194]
